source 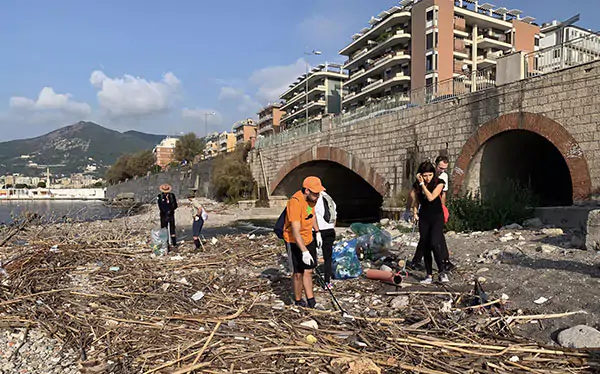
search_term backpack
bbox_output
[274,207,287,239]
[322,193,337,224]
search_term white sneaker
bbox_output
[439,273,450,283]
[420,276,433,285]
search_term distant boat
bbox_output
[0,187,106,200]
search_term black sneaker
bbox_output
[444,261,456,272]
[294,299,308,308]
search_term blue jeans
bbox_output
[192,217,204,237]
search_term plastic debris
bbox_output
[306,334,318,344]
[300,320,319,330]
[534,297,549,304]
[332,239,362,279]
[150,228,169,256]
[191,291,205,301]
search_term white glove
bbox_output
[302,251,314,266]
[194,216,200,221]
[315,232,323,249]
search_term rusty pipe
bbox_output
[365,269,403,285]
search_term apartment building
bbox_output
[538,18,600,72]
[218,131,236,154]
[339,0,540,110]
[257,103,285,137]
[203,132,219,159]
[153,137,179,169]
[233,119,257,146]
[279,63,348,129]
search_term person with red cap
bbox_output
[283,176,325,308]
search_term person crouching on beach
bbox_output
[187,192,208,250]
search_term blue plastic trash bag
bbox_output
[356,230,393,261]
[151,227,169,256]
[331,238,363,279]
[349,223,380,236]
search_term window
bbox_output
[426,10,434,21]
[426,33,434,49]
[426,77,433,86]
[554,49,561,59]
[426,55,433,71]
[534,37,539,47]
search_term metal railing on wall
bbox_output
[525,33,600,77]
[255,68,497,148]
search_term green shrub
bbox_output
[210,145,254,204]
[446,180,538,232]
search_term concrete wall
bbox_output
[106,160,214,203]
[250,60,600,201]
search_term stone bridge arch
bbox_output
[452,112,592,203]
[269,146,388,196]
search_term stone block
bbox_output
[585,209,600,251]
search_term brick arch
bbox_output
[452,112,592,200]
[270,146,388,196]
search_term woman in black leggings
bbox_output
[411,161,449,284]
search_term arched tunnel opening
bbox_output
[475,130,573,206]
[272,161,383,224]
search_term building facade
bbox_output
[218,131,237,154]
[537,20,600,73]
[257,103,285,137]
[203,132,219,159]
[339,0,540,110]
[279,63,348,129]
[233,119,257,146]
[153,137,179,169]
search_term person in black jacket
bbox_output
[410,162,449,284]
[157,184,178,246]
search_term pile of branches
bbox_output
[0,219,598,373]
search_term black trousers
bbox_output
[412,226,450,265]
[160,212,176,237]
[416,213,446,276]
[316,229,336,283]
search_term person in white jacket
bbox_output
[187,193,208,250]
[314,191,337,290]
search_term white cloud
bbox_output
[90,70,181,117]
[218,86,245,101]
[217,86,261,114]
[249,59,307,102]
[10,87,91,116]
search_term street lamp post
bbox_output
[204,111,216,138]
[303,48,322,127]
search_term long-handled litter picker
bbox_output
[313,270,348,316]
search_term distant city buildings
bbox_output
[257,103,285,137]
[233,119,257,146]
[279,63,348,129]
[218,131,237,154]
[153,137,179,169]
[203,132,220,159]
[0,172,103,189]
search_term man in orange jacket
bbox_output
[283,176,325,308]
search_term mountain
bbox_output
[0,122,167,177]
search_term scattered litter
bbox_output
[170,255,184,261]
[191,291,205,301]
[534,297,549,305]
[305,335,318,344]
[49,245,59,252]
[248,234,256,240]
[300,320,319,330]
[509,356,520,362]
[109,266,120,272]
[211,237,219,245]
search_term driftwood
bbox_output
[0,213,598,373]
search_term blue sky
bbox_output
[0,0,596,140]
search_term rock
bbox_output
[541,228,564,237]
[499,233,514,242]
[502,223,523,230]
[390,296,409,309]
[380,265,393,272]
[379,218,390,226]
[330,358,381,374]
[586,210,600,251]
[557,325,600,348]
[523,218,543,228]
[571,234,585,249]
[300,320,319,330]
[476,267,489,274]
[536,244,560,254]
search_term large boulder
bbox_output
[557,325,600,348]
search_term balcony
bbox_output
[343,72,410,105]
[476,52,501,68]
[281,85,326,111]
[258,124,274,134]
[340,10,411,56]
[280,100,326,123]
[345,30,411,70]
[477,34,512,50]
[346,51,410,86]
[257,114,273,125]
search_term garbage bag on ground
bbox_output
[151,228,169,256]
[349,223,381,236]
[356,230,392,261]
[331,238,363,280]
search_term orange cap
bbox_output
[302,176,325,193]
